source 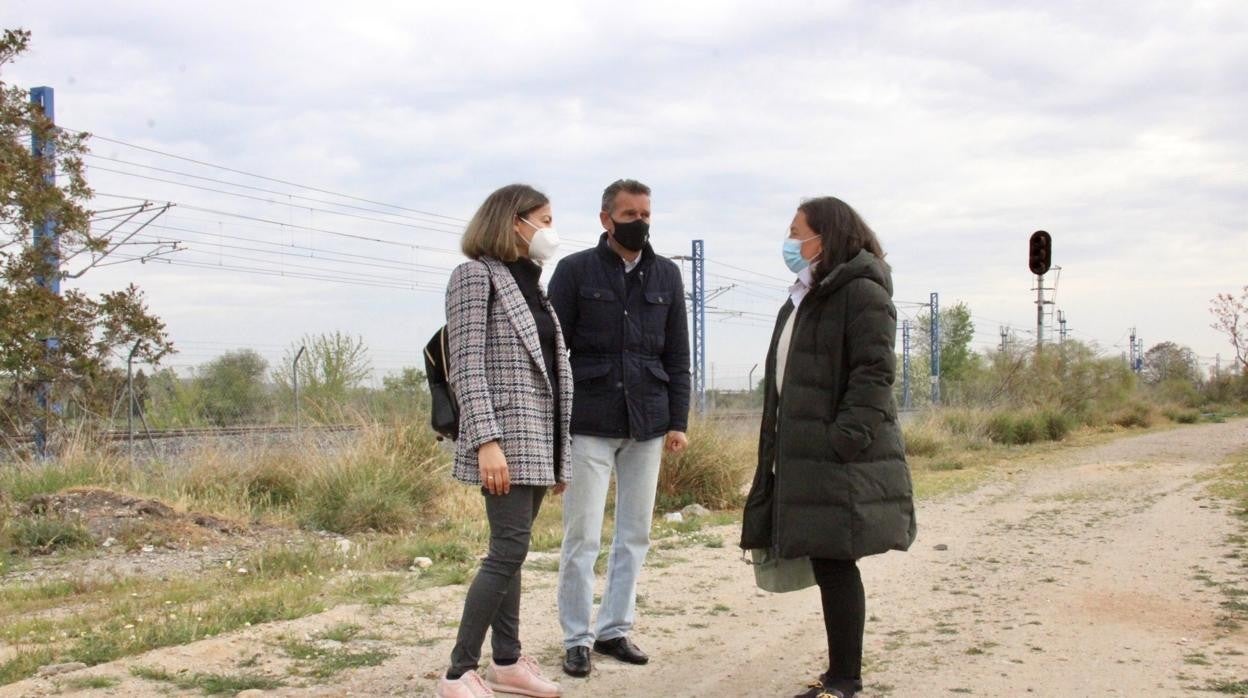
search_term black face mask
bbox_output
[611,218,650,252]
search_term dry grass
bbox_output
[657,417,756,510]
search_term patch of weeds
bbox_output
[243,543,327,579]
[6,515,94,554]
[63,675,121,690]
[525,556,560,573]
[316,623,363,643]
[929,460,966,472]
[0,648,56,686]
[129,665,284,694]
[338,574,408,607]
[1183,652,1211,665]
[1206,679,1248,694]
[695,533,724,548]
[237,653,261,668]
[280,639,394,679]
[711,603,731,614]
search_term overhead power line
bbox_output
[68,128,467,223]
[84,153,468,229]
[85,164,467,236]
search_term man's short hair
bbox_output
[601,179,651,213]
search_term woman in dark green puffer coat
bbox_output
[740,197,917,698]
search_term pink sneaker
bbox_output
[436,670,495,697]
[483,656,561,697]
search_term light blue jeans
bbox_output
[557,434,665,649]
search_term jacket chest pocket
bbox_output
[578,286,619,331]
[642,292,672,334]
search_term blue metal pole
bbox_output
[930,291,940,406]
[691,239,706,414]
[30,86,59,457]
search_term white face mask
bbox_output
[520,218,560,262]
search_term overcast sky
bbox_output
[8,1,1247,389]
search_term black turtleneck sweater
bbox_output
[505,257,562,475]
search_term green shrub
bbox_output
[940,409,983,437]
[243,452,302,508]
[297,423,448,534]
[1038,409,1074,441]
[657,418,754,510]
[4,515,94,554]
[903,423,946,457]
[1111,402,1156,428]
[985,412,1018,445]
[1163,406,1201,424]
[985,410,1051,445]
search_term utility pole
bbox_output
[1028,231,1053,352]
[293,345,306,433]
[1128,328,1144,374]
[30,86,59,459]
[127,340,141,464]
[1128,327,1136,371]
[1215,354,1221,380]
[1036,274,1045,348]
[690,240,707,414]
[747,363,758,394]
[1058,310,1069,345]
[930,292,941,406]
[999,326,1009,353]
[901,319,912,409]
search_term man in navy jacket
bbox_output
[549,179,691,677]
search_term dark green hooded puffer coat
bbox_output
[740,249,917,560]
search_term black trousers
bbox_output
[811,558,865,689]
[449,485,546,677]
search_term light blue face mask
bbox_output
[782,236,817,274]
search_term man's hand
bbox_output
[551,483,568,495]
[664,430,689,454]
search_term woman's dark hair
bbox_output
[798,196,885,286]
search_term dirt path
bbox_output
[6,421,1248,697]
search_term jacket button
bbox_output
[624,310,629,316]
[593,292,601,298]
[615,382,624,388]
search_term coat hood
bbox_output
[816,249,893,298]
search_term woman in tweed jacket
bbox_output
[437,184,573,698]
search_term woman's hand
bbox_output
[552,483,567,495]
[477,441,510,495]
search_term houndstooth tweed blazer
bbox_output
[445,256,574,486]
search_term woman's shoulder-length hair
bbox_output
[461,183,550,262]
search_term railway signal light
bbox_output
[1028,230,1052,276]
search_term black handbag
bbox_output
[423,326,458,441]
[424,267,493,441]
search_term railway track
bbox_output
[5,423,362,445]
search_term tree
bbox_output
[1141,341,1200,386]
[912,300,978,398]
[1,28,171,436]
[198,350,271,425]
[274,331,371,415]
[374,366,430,417]
[1210,285,1248,374]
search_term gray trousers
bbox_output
[449,485,546,675]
